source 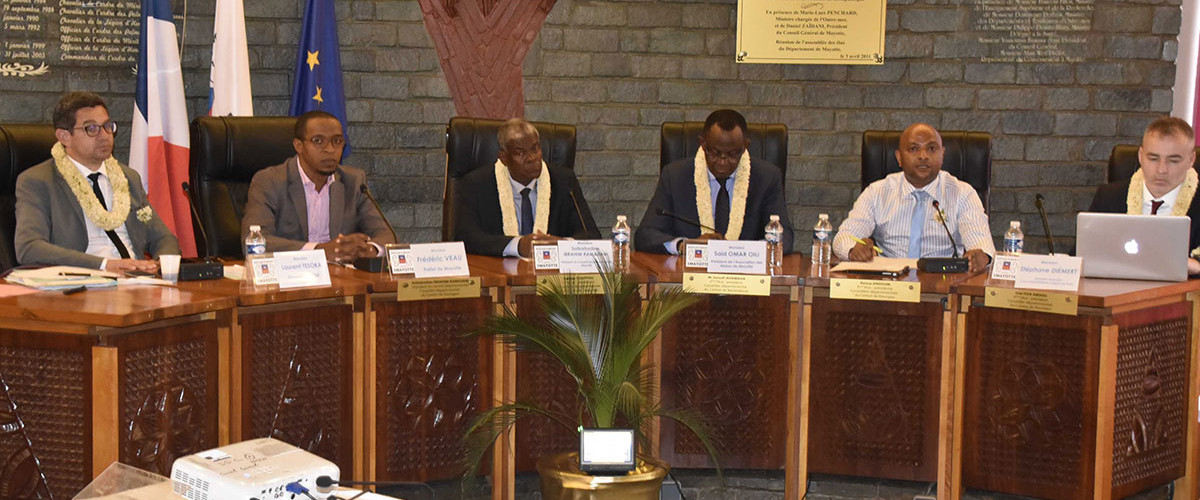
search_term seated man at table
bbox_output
[634,109,794,254]
[1088,116,1200,274]
[15,91,179,272]
[452,118,600,257]
[241,111,395,260]
[832,123,994,272]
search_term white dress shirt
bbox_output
[833,171,995,259]
[70,157,134,269]
[1142,182,1182,215]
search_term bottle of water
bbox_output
[612,215,630,271]
[764,215,784,271]
[811,213,832,265]
[1002,221,1024,255]
[245,224,266,256]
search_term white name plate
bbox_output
[1014,254,1082,292]
[533,244,560,270]
[990,254,1019,281]
[557,240,614,274]
[411,242,471,278]
[684,243,708,269]
[274,250,332,289]
[247,254,278,286]
[706,240,766,275]
[387,247,414,275]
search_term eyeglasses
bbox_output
[703,146,744,162]
[306,136,346,148]
[72,121,118,137]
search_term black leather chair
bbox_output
[189,116,297,258]
[0,124,56,271]
[659,121,788,175]
[442,116,577,241]
[1107,144,1200,183]
[861,130,992,211]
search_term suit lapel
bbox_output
[329,173,344,236]
[286,158,310,238]
[51,167,88,230]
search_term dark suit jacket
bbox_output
[1088,179,1200,252]
[241,156,395,253]
[453,164,600,256]
[635,157,794,253]
[15,158,180,268]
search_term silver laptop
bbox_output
[1076,212,1190,281]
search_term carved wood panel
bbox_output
[513,293,582,472]
[374,297,492,482]
[0,330,92,500]
[1111,302,1190,499]
[240,305,354,473]
[807,297,942,481]
[660,294,790,469]
[111,320,220,477]
[963,306,1101,500]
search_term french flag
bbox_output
[130,0,196,257]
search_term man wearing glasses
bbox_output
[635,109,794,254]
[452,118,599,257]
[241,110,394,259]
[15,91,179,271]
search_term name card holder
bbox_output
[396,277,483,302]
[411,242,471,278]
[706,240,767,275]
[683,240,708,269]
[829,278,921,303]
[984,287,1078,316]
[536,274,606,295]
[247,253,278,286]
[683,272,771,296]
[274,250,332,289]
[533,240,560,271]
[386,243,414,275]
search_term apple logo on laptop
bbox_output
[1124,239,1140,255]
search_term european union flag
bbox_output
[290,0,350,156]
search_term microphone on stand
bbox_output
[655,208,718,233]
[1034,193,1056,255]
[916,199,970,273]
[180,182,211,259]
[357,184,397,273]
[568,190,595,236]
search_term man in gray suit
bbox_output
[15,92,179,272]
[241,111,394,260]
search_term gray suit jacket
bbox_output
[15,158,180,268]
[241,156,395,253]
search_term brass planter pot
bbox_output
[536,452,669,500]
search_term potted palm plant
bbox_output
[463,270,720,499]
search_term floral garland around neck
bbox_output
[693,147,751,240]
[1126,168,1198,217]
[52,142,130,231]
[495,159,551,236]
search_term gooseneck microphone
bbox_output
[180,181,211,258]
[568,189,594,236]
[1034,193,1056,255]
[916,199,970,273]
[655,208,718,233]
[360,184,397,243]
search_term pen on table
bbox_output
[848,236,884,255]
[62,285,87,295]
[59,272,94,277]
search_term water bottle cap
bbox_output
[1010,221,1020,229]
[769,214,779,221]
[819,213,828,220]
[250,225,261,232]
[617,215,627,222]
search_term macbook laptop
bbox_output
[1076,212,1190,282]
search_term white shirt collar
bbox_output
[1142,180,1182,213]
[69,155,107,179]
[296,158,335,190]
[507,171,537,193]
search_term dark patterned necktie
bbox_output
[1151,199,1164,215]
[520,187,534,235]
[714,177,730,235]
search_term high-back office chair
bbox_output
[0,124,57,271]
[189,116,297,258]
[659,121,788,175]
[1107,144,1200,183]
[861,130,992,211]
[442,117,577,241]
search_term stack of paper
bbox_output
[6,266,119,291]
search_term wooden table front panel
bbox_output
[660,294,790,469]
[1110,302,1191,499]
[239,304,354,473]
[109,320,220,477]
[807,296,942,481]
[963,306,1102,500]
[513,293,584,472]
[0,330,93,499]
[373,297,493,482]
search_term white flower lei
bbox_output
[1126,168,1197,217]
[51,142,130,231]
[693,147,750,240]
[495,159,551,236]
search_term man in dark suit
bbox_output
[241,111,395,259]
[1088,116,1200,274]
[15,91,179,271]
[635,109,793,254]
[453,118,600,257]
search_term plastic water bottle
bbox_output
[1002,221,1024,255]
[612,215,630,271]
[764,215,784,270]
[245,224,266,256]
[811,213,832,265]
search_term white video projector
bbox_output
[171,438,339,500]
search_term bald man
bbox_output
[833,123,994,272]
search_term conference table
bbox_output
[0,254,1195,500]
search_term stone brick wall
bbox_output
[0,0,1181,253]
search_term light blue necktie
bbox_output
[908,191,929,258]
